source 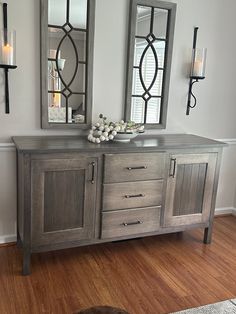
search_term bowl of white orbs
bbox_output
[87,115,144,144]
[113,121,144,142]
[113,132,138,142]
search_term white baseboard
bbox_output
[215,207,236,216]
[0,234,17,245]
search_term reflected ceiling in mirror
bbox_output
[48,0,87,29]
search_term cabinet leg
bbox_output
[16,231,22,248]
[204,226,213,244]
[22,249,31,276]
[176,231,183,239]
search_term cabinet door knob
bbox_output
[122,221,143,226]
[170,158,177,178]
[91,162,96,184]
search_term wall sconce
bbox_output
[48,50,66,108]
[48,49,66,75]
[0,3,17,114]
[48,59,66,74]
[186,27,207,115]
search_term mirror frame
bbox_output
[125,0,176,129]
[40,0,95,129]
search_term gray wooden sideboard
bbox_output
[13,134,226,275]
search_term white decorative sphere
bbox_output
[112,131,117,136]
[96,138,101,144]
[95,123,100,128]
[89,130,94,134]
[109,126,114,131]
[103,132,109,137]
[105,127,110,133]
[120,120,125,124]
[100,136,106,141]
[99,125,105,131]
[115,126,121,132]
[97,130,102,136]
[92,138,96,143]
[109,135,114,140]
[105,137,110,141]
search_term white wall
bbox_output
[216,143,236,209]
[0,0,236,242]
[0,146,16,243]
[234,187,236,208]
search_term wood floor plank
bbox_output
[0,216,235,314]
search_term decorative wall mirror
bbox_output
[40,0,95,129]
[125,0,176,128]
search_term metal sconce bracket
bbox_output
[186,27,205,116]
[186,77,199,116]
[0,3,17,114]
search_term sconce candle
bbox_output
[191,48,207,79]
[2,43,13,64]
[0,30,16,66]
[0,3,17,114]
[192,60,203,77]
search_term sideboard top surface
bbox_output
[12,134,226,154]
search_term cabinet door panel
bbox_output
[164,153,217,227]
[44,170,85,232]
[31,157,97,246]
[173,163,207,216]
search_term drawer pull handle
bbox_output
[127,166,147,170]
[170,158,177,178]
[122,221,143,227]
[91,162,96,184]
[124,194,145,199]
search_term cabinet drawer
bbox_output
[103,180,163,211]
[101,206,161,239]
[104,152,166,183]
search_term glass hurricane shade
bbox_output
[48,59,66,72]
[0,30,16,66]
[190,48,207,79]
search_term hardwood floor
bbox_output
[0,216,236,314]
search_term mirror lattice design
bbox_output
[131,6,168,124]
[48,0,88,124]
[125,0,176,128]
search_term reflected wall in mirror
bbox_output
[125,0,176,128]
[41,0,95,129]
